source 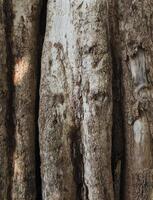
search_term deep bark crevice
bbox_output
[108,2,125,200]
[70,128,84,200]
[70,126,89,200]
[35,0,48,199]
[3,0,15,199]
[111,54,125,200]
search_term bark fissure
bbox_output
[108,2,125,200]
[70,128,84,200]
[3,0,15,199]
[111,53,125,200]
[35,0,48,199]
[70,126,90,200]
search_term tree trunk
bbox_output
[39,0,114,200]
[118,1,153,199]
[1,0,153,200]
[0,0,41,199]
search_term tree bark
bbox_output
[39,0,114,200]
[118,1,153,199]
[0,0,41,199]
[1,0,153,200]
[0,1,9,199]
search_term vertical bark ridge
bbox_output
[3,0,15,199]
[39,1,114,199]
[2,1,42,199]
[118,1,153,199]
[80,1,114,199]
[39,2,78,199]
[35,0,48,199]
[11,1,41,199]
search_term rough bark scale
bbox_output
[39,0,114,199]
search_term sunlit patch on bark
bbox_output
[14,57,29,85]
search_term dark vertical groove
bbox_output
[70,128,84,200]
[35,0,48,199]
[70,125,89,200]
[108,1,125,200]
[111,54,125,200]
[3,0,15,199]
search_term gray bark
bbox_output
[1,0,153,200]
[39,0,114,200]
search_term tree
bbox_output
[39,0,114,199]
[0,0,40,199]
[1,0,153,200]
[118,1,153,199]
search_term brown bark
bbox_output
[11,1,41,199]
[0,1,9,199]
[118,1,153,199]
[0,0,41,199]
[1,1,153,200]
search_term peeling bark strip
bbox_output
[118,1,153,199]
[39,0,114,199]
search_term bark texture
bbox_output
[0,1,9,199]
[1,0,153,200]
[0,0,41,199]
[39,0,114,200]
[118,1,153,199]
